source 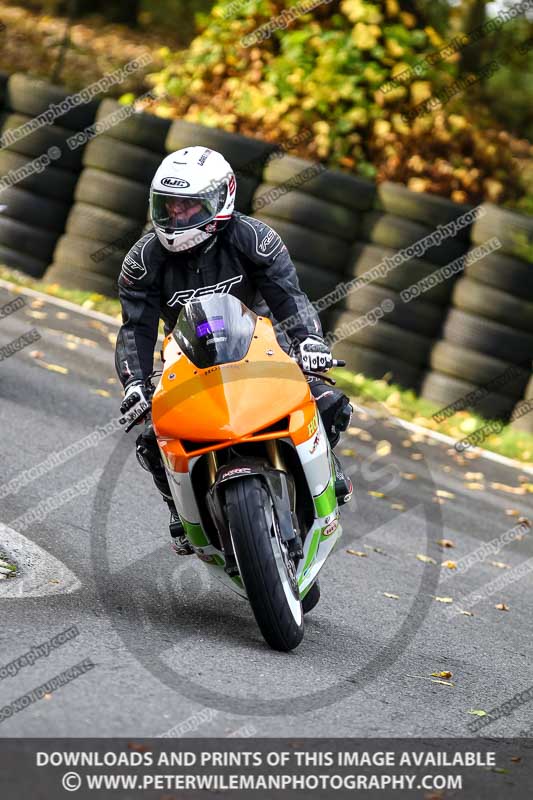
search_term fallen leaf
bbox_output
[417,554,437,565]
[30,299,44,309]
[341,448,356,456]
[376,440,391,456]
[465,472,484,480]
[505,509,520,517]
[442,560,457,570]
[66,342,78,350]
[432,596,453,603]
[491,482,525,495]
[436,489,455,499]
[495,602,509,611]
[368,490,385,498]
[391,502,405,511]
[491,768,510,774]
[401,472,417,480]
[518,517,531,528]
[468,709,487,717]
[383,592,400,599]
[465,482,485,491]
[26,309,47,319]
[29,350,44,359]
[511,757,522,763]
[36,361,69,374]
[106,377,117,384]
[431,671,453,679]
[437,538,455,548]
[442,465,452,473]
[92,389,111,398]
[488,561,510,569]
[459,609,474,616]
[401,439,412,448]
[364,545,386,554]
[55,311,69,320]
[406,674,454,687]
[410,452,424,461]
[433,497,445,504]
[346,549,367,557]
[523,483,533,493]
[48,579,60,584]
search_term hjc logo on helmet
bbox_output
[161,177,191,188]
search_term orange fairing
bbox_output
[153,315,313,469]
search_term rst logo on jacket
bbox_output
[167,275,243,307]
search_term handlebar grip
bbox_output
[332,359,346,368]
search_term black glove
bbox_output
[120,381,150,427]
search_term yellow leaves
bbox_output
[340,0,366,23]
[25,309,47,320]
[437,539,455,548]
[368,490,385,498]
[505,508,521,517]
[385,0,400,17]
[436,490,455,499]
[468,709,487,717]
[416,554,437,565]
[341,448,356,457]
[399,11,417,28]
[390,502,405,511]
[376,440,391,457]
[432,596,453,604]
[374,119,391,138]
[491,482,526,496]
[406,673,454,687]
[488,561,510,570]
[351,22,380,51]
[424,26,444,47]
[495,602,510,611]
[401,472,417,480]
[385,37,404,59]
[442,560,457,570]
[347,549,367,557]
[459,609,474,617]
[410,80,432,106]
[383,592,400,599]
[465,482,485,491]
[92,389,111,398]
[432,670,452,679]
[35,360,68,375]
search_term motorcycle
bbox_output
[123,294,351,651]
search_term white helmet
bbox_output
[150,147,236,253]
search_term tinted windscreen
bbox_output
[173,294,257,368]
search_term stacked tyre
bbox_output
[421,204,533,421]
[328,182,473,389]
[45,99,171,296]
[165,120,278,215]
[252,155,375,330]
[0,74,99,278]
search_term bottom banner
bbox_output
[0,738,531,798]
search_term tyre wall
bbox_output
[0,72,530,425]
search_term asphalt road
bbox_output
[1,284,532,739]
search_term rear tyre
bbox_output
[225,477,304,651]
[302,580,320,614]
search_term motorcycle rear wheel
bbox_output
[226,477,304,651]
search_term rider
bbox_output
[115,146,352,554]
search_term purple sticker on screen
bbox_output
[196,317,225,337]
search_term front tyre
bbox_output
[226,477,304,651]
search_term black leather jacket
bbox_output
[115,212,322,388]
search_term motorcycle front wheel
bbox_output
[226,476,304,652]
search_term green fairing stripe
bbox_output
[313,479,336,518]
[300,527,321,578]
[181,519,209,547]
